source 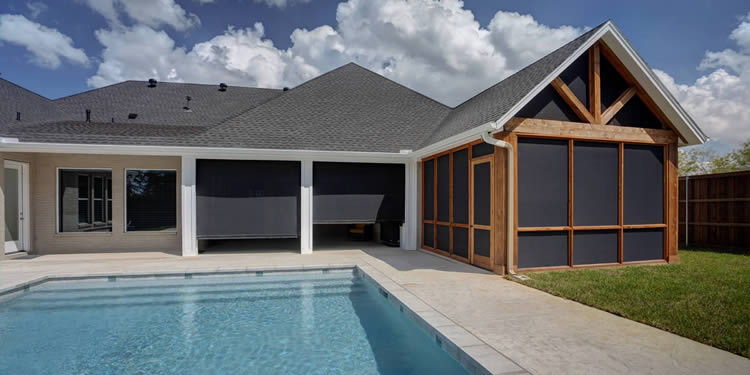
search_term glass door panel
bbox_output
[4,163,24,253]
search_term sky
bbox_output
[0,0,748,153]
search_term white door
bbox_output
[4,161,29,253]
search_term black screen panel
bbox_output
[452,149,469,224]
[437,155,450,222]
[559,53,589,109]
[515,85,579,122]
[518,138,568,227]
[423,160,434,221]
[196,160,300,239]
[453,227,469,258]
[609,96,662,129]
[473,162,491,226]
[624,145,663,224]
[472,142,495,158]
[573,230,618,265]
[624,228,664,261]
[518,231,569,268]
[423,223,434,248]
[436,225,450,252]
[313,162,404,224]
[474,229,491,257]
[574,142,618,225]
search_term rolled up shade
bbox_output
[196,160,300,239]
[313,162,404,224]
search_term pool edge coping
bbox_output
[0,265,529,375]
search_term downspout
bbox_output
[479,123,516,275]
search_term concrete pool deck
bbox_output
[1,245,749,375]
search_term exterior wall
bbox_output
[27,153,181,254]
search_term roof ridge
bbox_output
[0,77,54,101]
[345,62,452,109]
[52,81,132,101]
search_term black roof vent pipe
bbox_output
[219,83,227,92]
[282,87,289,91]
[148,78,157,87]
[85,109,91,122]
[183,95,192,111]
[16,112,21,121]
[128,113,137,119]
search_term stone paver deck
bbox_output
[1,245,748,375]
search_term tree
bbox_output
[679,147,716,176]
[730,139,750,170]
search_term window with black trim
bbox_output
[126,170,177,232]
[59,169,112,232]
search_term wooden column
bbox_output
[589,43,601,124]
[492,132,509,274]
[667,142,680,263]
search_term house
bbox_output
[0,21,706,274]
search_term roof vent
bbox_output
[111,117,115,123]
[148,78,157,88]
[128,113,138,119]
[183,95,192,112]
[16,112,21,121]
[282,87,289,91]
[85,109,91,122]
[218,83,228,92]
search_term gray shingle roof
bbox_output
[0,24,605,153]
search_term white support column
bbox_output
[181,156,198,256]
[402,159,418,250]
[300,159,313,254]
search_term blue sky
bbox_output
[0,0,748,150]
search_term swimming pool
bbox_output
[0,270,470,374]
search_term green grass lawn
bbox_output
[509,249,750,358]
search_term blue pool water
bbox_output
[0,271,470,374]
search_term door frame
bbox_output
[469,155,494,270]
[4,160,30,253]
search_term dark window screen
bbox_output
[518,138,568,227]
[313,162,404,224]
[423,223,434,248]
[573,230,618,265]
[126,170,177,232]
[437,155,450,222]
[196,160,300,239]
[515,85,579,122]
[472,142,494,158]
[436,225,450,252]
[473,229,491,257]
[452,149,469,224]
[574,142,618,225]
[453,227,468,258]
[623,228,664,261]
[624,145,663,224]
[473,162,491,226]
[518,231,569,268]
[423,159,434,221]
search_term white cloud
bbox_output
[26,2,48,19]
[255,0,311,8]
[0,14,89,68]
[81,0,200,31]
[88,0,585,106]
[655,13,750,145]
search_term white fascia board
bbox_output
[600,26,707,145]
[0,141,411,164]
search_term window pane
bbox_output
[518,231,568,268]
[452,148,469,224]
[574,142,618,225]
[126,170,177,232]
[624,145,664,224]
[573,230,618,265]
[93,177,103,199]
[423,160,434,221]
[518,138,568,227]
[59,169,111,232]
[437,155,450,222]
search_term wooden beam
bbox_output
[504,117,678,144]
[599,41,688,144]
[600,86,637,124]
[589,43,601,123]
[551,77,596,124]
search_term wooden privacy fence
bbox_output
[679,170,750,249]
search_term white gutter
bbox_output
[479,123,516,275]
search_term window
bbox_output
[59,169,112,232]
[126,170,177,232]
